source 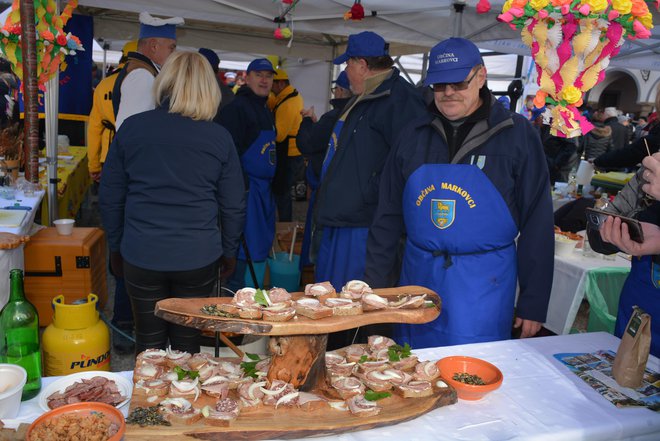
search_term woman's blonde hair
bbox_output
[154,51,221,121]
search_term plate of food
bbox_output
[38,371,132,412]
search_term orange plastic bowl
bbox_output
[26,402,125,441]
[436,356,503,401]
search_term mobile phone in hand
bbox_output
[585,208,644,243]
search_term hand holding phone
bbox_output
[585,208,644,243]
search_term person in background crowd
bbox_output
[0,58,19,126]
[603,106,628,150]
[87,40,137,354]
[100,52,245,354]
[497,95,511,111]
[232,73,246,94]
[297,70,353,268]
[224,71,237,88]
[634,116,647,141]
[582,120,613,161]
[270,67,304,222]
[543,134,579,184]
[198,48,235,111]
[314,31,426,293]
[215,58,277,292]
[113,11,183,130]
[365,37,554,348]
[619,113,634,144]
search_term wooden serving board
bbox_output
[126,382,456,440]
[154,286,440,336]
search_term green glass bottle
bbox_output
[0,269,42,400]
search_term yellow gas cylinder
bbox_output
[42,294,111,376]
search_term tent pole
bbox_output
[44,0,60,225]
[452,2,466,37]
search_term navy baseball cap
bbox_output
[334,31,389,65]
[333,71,350,90]
[198,48,220,73]
[424,37,484,86]
[246,58,276,74]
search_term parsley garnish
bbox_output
[364,390,391,401]
[359,355,369,363]
[173,365,199,381]
[254,289,269,307]
[240,353,262,378]
[388,343,412,362]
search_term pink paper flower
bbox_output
[633,20,651,38]
[476,0,491,13]
[509,7,524,17]
[608,10,620,20]
[538,10,549,18]
[578,4,590,14]
[498,12,514,22]
[561,4,570,14]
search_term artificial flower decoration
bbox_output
[0,0,83,91]
[344,0,366,21]
[499,0,656,137]
[476,0,492,13]
[273,26,293,40]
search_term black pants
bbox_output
[123,259,218,355]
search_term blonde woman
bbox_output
[100,51,246,354]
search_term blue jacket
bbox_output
[314,68,426,227]
[365,95,554,323]
[100,106,246,272]
[215,85,273,157]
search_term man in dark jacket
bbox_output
[313,31,426,293]
[215,58,277,292]
[198,48,235,111]
[365,37,554,348]
[297,71,352,268]
[603,107,628,150]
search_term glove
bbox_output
[219,255,237,280]
[110,251,124,278]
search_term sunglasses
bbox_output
[432,68,480,93]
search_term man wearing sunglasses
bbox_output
[365,37,554,348]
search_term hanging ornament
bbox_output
[344,0,366,21]
[282,0,294,4]
[499,0,656,138]
[476,0,492,13]
[273,23,292,40]
[0,0,83,91]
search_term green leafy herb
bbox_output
[254,289,269,307]
[240,352,262,378]
[359,355,369,363]
[388,343,412,362]
[452,372,485,385]
[364,390,392,401]
[126,406,171,427]
[173,365,199,381]
[200,304,237,318]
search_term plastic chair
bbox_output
[584,267,630,334]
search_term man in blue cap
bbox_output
[297,70,353,270]
[313,31,426,345]
[215,58,277,291]
[198,48,235,111]
[113,12,184,129]
[365,37,554,348]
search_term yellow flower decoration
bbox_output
[530,0,550,10]
[639,12,653,29]
[561,86,582,104]
[611,0,632,15]
[502,0,514,13]
[583,0,608,13]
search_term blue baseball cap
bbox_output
[333,71,350,90]
[530,106,546,121]
[333,31,389,65]
[424,37,483,86]
[246,58,276,74]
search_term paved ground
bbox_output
[75,185,589,373]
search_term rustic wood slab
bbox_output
[125,384,457,440]
[154,286,440,336]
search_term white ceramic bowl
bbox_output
[0,364,27,418]
[53,218,75,235]
[555,235,578,257]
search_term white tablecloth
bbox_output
[0,190,45,309]
[544,250,631,335]
[8,333,660,440]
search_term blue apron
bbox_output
[239,130,276,262]
[394,164,518,348]
[300,165,320,268]
[315,120,368,288]
[614,255,660,357]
